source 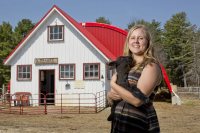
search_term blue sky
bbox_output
[0,0,200,30]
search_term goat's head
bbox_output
[108,56,133,73]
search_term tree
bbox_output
[188,27,200,86]
[0,22,14,86]
[0,19,34,86]
[95,17,111,24]
[162,12,193,86]
[13,19,34,44]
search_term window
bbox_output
[59,64,75,79]
[17,65,32,81]
[83,63,100,80]
[48,25,64,41]
[106,64,116,80]
[107,69,115,80]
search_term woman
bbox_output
[107,24,162,133]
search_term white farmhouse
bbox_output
[4,5,127,107]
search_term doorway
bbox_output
[39,70,55,105]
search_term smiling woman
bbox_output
[107,24,162,133]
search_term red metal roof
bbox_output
[4,5,127,64]
[82,22,127,58]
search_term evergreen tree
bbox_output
[96,17,111,24]
[188,27,200,86]
[162,12,193,86]
[13,19,34,44]
[0,22,14,86]
[0,19,34,86]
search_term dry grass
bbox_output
[0,95,200,133]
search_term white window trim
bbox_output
[59,64,75,80]
[48,25,64,41]
[17,65,32,81]
[83,63,100,80]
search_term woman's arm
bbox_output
[110,63,161,107]
[107,88,122,105]
[107,89,121,101]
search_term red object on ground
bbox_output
[14,92,32,106]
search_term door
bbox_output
[39,70,55,105]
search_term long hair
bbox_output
[123,24,157,69]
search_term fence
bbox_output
[177,87,200,99]
[0,88,1,96]
[0,91,107,115]
[0,84,8,97]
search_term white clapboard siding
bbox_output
[10,9,109,106]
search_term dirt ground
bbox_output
[0,95,200,133]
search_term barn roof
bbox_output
[4,5,127,65]
[81,22,127,58]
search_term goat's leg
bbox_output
[107,100,120,121]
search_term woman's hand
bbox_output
[108,73,121,100]
[110,73,117,87]
[107,88,121,101]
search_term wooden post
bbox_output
[44,95,47,114]
[2,84,5,95]
[171,84,181,105]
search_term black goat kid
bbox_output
[107,56,133,121]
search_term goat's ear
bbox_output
[108,61,117,69]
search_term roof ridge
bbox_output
[81,22,127,35]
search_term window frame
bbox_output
[59,64,75,80]
[107,66,115,80]
[48,25,64,42]
[83,63,100,80]
[17,65,32,81]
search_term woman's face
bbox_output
[128,28,148,56]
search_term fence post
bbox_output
[9,93,11,114]
[198,88,200,99]
[103,91,106,108]
[20,95,22,115]
[2,84,5,95]
[44,95,47,114]
[95,93,97,113]
[79,94,80,113]
[61,94,62,114]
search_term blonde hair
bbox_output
[123,24,156,69]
